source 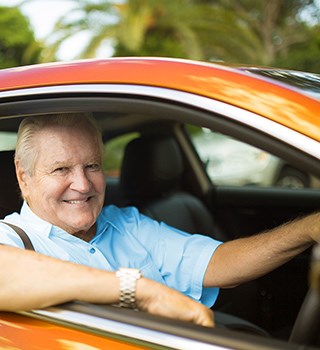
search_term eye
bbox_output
[86,163,101,171]
[52,167,69,174]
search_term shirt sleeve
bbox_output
[116,206,223,307]
[152,222,222,307]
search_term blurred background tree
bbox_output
[40,0,218,60]
[40,0,319,71]
[1,0,319,71]
[198,0,320,71]
[0,5,42,68]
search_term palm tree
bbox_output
[199,0,320,66]
[38,0,220,61]
[22,0,320,69]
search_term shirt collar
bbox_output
[20,201,59,238]
[96,208,111,236]
[20,201,111,239]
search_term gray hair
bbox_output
[15,113,104,175]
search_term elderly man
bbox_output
[0,113,319,327]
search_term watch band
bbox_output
[116,267,142,309]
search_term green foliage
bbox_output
[186,124,203,137]
[273,25,320,73]
[199,0,320,67]
[115,27,186,57]
[20,0,320,71]
[34,0,219,60]
[103,132,139,175]
[0,6,42,68]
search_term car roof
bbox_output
[240,68,320,99]
[0,57,319,141]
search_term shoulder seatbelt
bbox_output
[0,222,35,251]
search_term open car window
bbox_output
[0,132,17,151]
[188,126,319,189]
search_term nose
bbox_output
[69,168,92,193]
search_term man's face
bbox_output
[17,125,106,234]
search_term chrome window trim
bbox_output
[0,84,319,159]
[27,308,229,350]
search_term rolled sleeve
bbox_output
[160,225,222,307]
[191,235,222,306]
[136,215,222,307]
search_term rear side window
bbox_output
[0,132,17,151]
[103,132,139,177]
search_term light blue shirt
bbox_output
[0,202,222,306]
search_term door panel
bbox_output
[212,186,319,238]
[206,185,319,339]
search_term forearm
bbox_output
[204,212,319,288]
[0,245,119,310]
[0,245,214,327]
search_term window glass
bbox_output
[103,132,139,177]
[0,132,17,151]
[188,126,316,189]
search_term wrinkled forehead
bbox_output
[35,124,103,158]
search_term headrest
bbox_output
[0,150,22,218]
[120,136,184,200]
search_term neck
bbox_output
[73,223,96,242]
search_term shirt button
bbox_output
[89,247,96,254]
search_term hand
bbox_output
[135,278,214,327]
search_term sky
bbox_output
[0,0,97,60]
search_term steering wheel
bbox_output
[289,244,320,346]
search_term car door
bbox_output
[184,124,320,336]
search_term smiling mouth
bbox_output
[64,198,92,204]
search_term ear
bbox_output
[15,159,30,199]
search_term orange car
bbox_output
[0,58,319,349]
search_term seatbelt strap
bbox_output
[1,221,35,251]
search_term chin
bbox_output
[74,221,94,231]
[59,210,98,231]
[63,218,94,232]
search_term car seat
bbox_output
[120,135,226,241]
[0,150,22,218]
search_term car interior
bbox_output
[0,94,319,347]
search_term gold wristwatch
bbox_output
[116,267,142,309]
